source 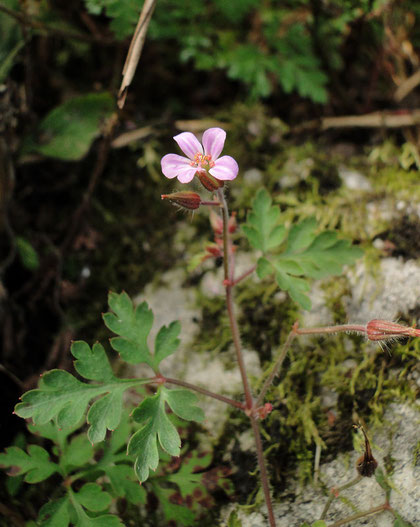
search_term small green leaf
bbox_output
[69,488,124,527]
[22,93,114,161]
[16,237,39,270]
[256,257,273,279]
[242,188,285,252]
[0,445,58,483]
[227,510,243,527]
[15,367,143,442]
[75,483,112,512]
[107,465,146,504]
[14,370,103,428]
[87,388,125,444]
[165,389,205,423]
[38,497,70,527]
[153,321,181,368]
[72,341,115,382]
[285,217,317,253]
[61,435,93,469]
[103,292,154,367]
[393,514,414,527]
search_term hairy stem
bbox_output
[296,324,366,336]
[162,377,244,410]
[255,328,297,407]
[217,188,253,409]
[229,264,257,286]
[320,475,362,520]
[327,502,392,527]
[217,188,276,527]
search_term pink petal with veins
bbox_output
[161,154,190,179]
[173,132,203,159]
[202,128,226,160]
[209,156,239,181]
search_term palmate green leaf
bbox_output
[242,188,286,252]
[281,223,363,280]
[128,387,204,483]
[103,291,182,371]
[0,445,58,483]
[14,341,146,443]
[249,193,363,309]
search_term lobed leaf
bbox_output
[153,321,181,368]
[242,188,285,252]
[104,291,182,371]
[103,292,154,366]
[0,445,58,483]
[72,341,115,382]
[61,435,93,470]
[247,191,363,309]
[14,370,106,429]
[128,387,203,483]
[107,464,146,504]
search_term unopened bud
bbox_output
[205,244,222,258]
[161,191,201,210]
[196,170,224,192]
[228,212,237,233]
[255,403,273,420]
[366,319,420,341]
[209,209,223,235]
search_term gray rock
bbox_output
[346,258,420,324]
[221,403,419,527]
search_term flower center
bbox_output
[190,153,215,170]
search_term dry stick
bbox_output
[217,188,277,527]
[0,3,114,44]
[118,0,157,109]
[292,109,420,134]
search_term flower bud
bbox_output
[161,192,201,210]
[209,209,223,235]
[196,170,224,192]
[366,319,420,341]
[228,212,237,233]
[255,403,273,420]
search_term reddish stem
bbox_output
[217,188,276,527]
[229,265,257,287]
[200,200,221,207]
[161,376,245,410]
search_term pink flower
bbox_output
[161,128,239,184]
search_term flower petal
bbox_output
[209,156,239,181]
[174,132,203,159]
[177,166,197,183]
[202,128,226,160]
[161,153,191,179]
